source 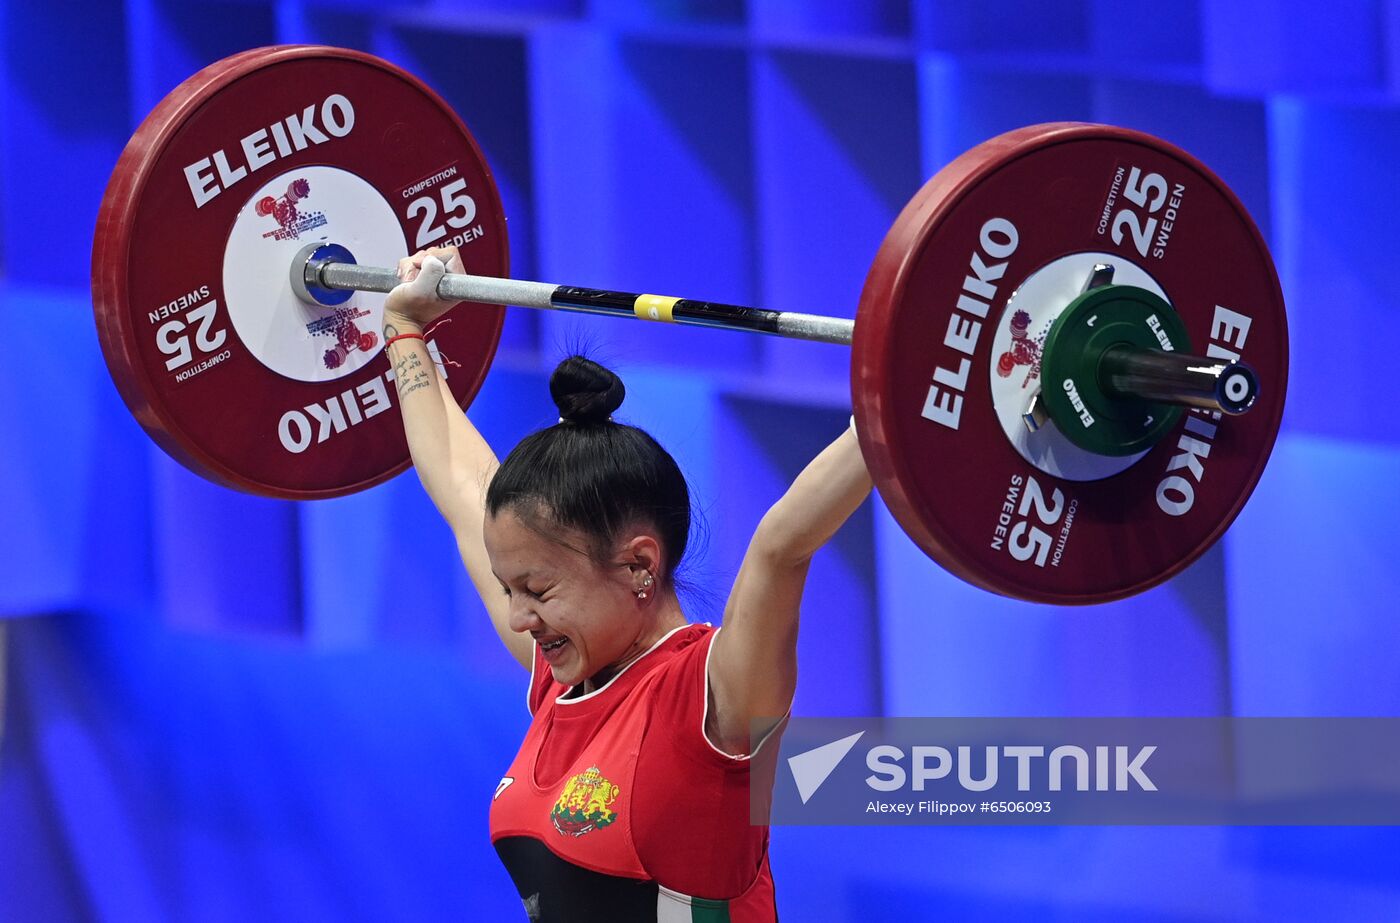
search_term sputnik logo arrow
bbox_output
[787,732,865,804]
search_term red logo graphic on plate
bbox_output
[308,306,380,370]
[996,309,1048,388]
[258,178,329,241]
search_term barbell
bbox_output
[91,45,1287,605]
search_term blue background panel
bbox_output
[753,49,920,384]
[914,0,1089,55]
[530,25,762,373]
[2,0,1398,920]
[1,3,131,288]
[1269,98,1400,445]
[750,0,910,42]
[1202,0,1388,98]
[1226,433,1400,715]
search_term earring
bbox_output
[636,574,654,600]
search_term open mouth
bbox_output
[541,637,569,653]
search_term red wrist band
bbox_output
[385,332,425,349]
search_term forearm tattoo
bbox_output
[394,349,432,401]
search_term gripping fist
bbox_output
[383,246,465,330]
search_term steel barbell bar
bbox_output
[294,243,1259,419]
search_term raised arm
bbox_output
[384,249,532,670]
[705,423,873,755]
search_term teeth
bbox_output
[542,637,567,652]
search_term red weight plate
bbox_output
[853,123,1287,604]
[93,45,507,499]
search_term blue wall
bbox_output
[2,1,1399,920]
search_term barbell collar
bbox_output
[1099,345,1259,416]
[308,256,855,346]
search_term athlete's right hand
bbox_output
[384,246,466,331]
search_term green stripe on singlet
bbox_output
[657,887,731,923]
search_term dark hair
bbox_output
[485,356,692,584]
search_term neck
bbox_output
[581,594,687,693]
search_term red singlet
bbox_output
[489,623,781,922]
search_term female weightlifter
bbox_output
[383,247,872,922]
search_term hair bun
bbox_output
[550,356,625,424]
